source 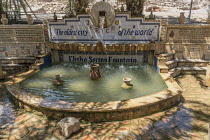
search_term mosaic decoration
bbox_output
[48,14,160,44]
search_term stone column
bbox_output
[0,64,4,79]
[206,64,210,87]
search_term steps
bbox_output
[0,57,36,74]
[30,54,51,70]
[166,60,178,69]
[157,53,174,73]
[169,67,207,75]
[157,53,209,77]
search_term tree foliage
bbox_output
[126,0,145,16]
[0,0,36,23]
[66,0,89,16]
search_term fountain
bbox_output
[5,1,182,122]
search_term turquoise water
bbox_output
[20,63,167,102]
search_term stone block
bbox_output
[57,117,80,138]
[206,65,210,87]
[0,64,4,79]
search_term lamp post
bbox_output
[188,0,193,23]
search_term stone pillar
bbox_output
[206,64,210,87]
[184,46,190,59]
[0,64,4,79]
[148,50,154,65]
[51,49,59,63]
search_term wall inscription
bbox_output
[0,26,45,43]
[167,28,210,43]
[59,51,148,63]
[48,14,160,44]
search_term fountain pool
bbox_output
[19,63,167,102]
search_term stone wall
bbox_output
[164,25,210,60]
[0,44,43,57]
[0,25,46,57]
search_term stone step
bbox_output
[30,62,43,70]
[176,67,207,71]
[0,57,35,60]
[158,65,169,73]
[177,59,209,67]
[169,67,207,75]
[168,69,181,77]
[159,53,174,61]
[1,64,31,67]
[159,53,174,57]
[166,60,178,69]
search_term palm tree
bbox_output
[126,0,145,16]
[0,0,37,23]
[0,0,3,18]
[65,0,89,17]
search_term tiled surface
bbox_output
[48,14,160,44]
[0,74,210,139]
[0,44,41,57]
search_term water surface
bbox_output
[20,63,167,102]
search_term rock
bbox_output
[57,117,80,138]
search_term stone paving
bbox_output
[0,74,210,140]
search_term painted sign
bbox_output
[48,14,160,44]
[59,51,148,63]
